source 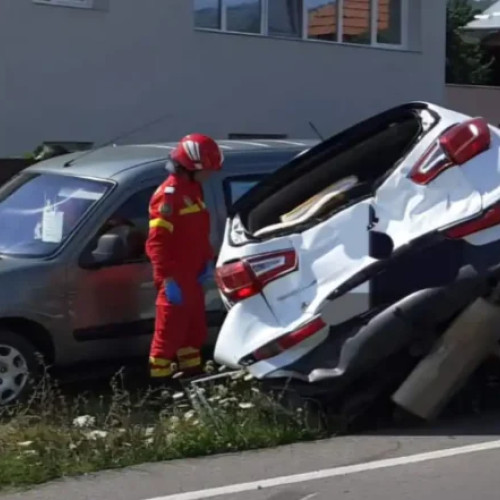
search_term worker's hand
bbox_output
[164,279,183,305]
[198,261,215,285]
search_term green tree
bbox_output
[446,0,493,84]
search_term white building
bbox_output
[0,0,446,157]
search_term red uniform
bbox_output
[145,173,213,377]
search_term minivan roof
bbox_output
[27,139,319,181]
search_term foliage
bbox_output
[446,0,494,85]
[0,366,324,492]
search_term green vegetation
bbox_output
[0,365,325,492]
[446,0,494,84]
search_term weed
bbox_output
[0,364,324,491]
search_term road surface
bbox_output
[2,411,500,500]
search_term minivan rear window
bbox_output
[223,175,266,208]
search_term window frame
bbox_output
[32,0,96,9]
[194,0,409,50]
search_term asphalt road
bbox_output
[2,410,500,500]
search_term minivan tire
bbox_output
[0,329,40,406]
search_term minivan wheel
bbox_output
[0,330,39,406]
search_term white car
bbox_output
[213,101,500,388]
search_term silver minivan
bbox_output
[0,139,316,404]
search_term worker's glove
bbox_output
[198,261,215,285]
[164,279,183,305]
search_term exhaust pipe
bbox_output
[392,284,500,420]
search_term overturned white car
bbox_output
[212,102,500,422]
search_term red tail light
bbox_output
[410,117,490,185]
[445,205,500,239]
[215,249,298,302]
[252,316,327,362]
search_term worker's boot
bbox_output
[148,357,179,387]
[177,347,205,379]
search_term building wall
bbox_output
[0,0,446,157]
[446,84,500,126]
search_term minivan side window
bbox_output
[223,175,265,210]
[89,186,157,265]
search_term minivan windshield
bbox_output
[0,172,111,257]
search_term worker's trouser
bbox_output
[149,277,207,378]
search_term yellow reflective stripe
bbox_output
[150,367,174,378]
[149,218,173,232]
[179,357,201,370]
[177,347,201,370]
[179,204,202,215]
[177,347,199,357]
[149,356,172,367]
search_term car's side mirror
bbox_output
[79,232,127,269]
[369,230,394,260]
[91,233,126,266]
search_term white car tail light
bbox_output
[444,204,500,239]
[242,316,327,363]
[409,117,491,185]
[215,249,298,302]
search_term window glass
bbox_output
[194,0,221,29]
[90,186,157,263]
[109,187,156,235]
[306,0,338,41]
[230,180,261,204]
[342,0,372,44]
[0,173,110,258]
[226,0,262,34]
[376,0,401,44]
[224,176,265,208]
[268,0,302,38]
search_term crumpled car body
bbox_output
[212,102,500,398]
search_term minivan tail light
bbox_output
[410,117,490,185]
[445,205,500,239]
[251,317,327,362]
[215,249,298,302]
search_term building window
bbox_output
[226,0,262,34]
[306,1,339,42]
[194,0,222,29]
[342,0,372,45]
[269,0,303,38]
[194,0,407,49]
[376,0,402,45]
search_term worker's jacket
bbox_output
[145,173,214,287]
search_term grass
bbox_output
[0,363,326,492]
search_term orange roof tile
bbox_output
[308,0,390,38]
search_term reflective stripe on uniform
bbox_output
[149,218,174,232]
[149,357,177,378]
[149,356,171,367]
[177,347,201,369]
[179,204,202,215]
[150,367,174,378]
[179,356,201,369]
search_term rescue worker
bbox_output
[145,133,224,380]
